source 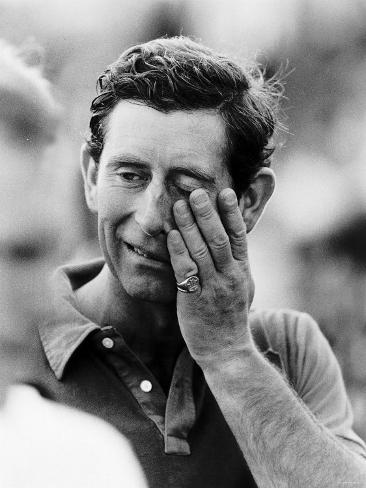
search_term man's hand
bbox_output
[167,187,255,363]
[169,189,366,488]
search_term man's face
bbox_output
[91,101,233,302]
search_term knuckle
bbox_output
[224,204,238,215]
[197,205,213,220]
[193,245,209,261]
[222,265,242,283]
[185,267,198,278]
[174,246,186,256]
[230,228,246,245]
[231,228,246,240]
[225,273,239,290]
[180,217,196,231]
[211,233,229,251]
[179,268,197,280]
[176,262,197,280]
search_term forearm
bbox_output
[200,345,366,488]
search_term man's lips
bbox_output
[125,242,170,264]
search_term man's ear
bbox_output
[80,143,98,214]
[238,167,275,233]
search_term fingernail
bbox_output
[169,229,181,243]
[222,189,237,204]
[175,200,188,215]
[191,189,208,206]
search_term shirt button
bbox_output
[140,380,152,393]
[102,337,114,349]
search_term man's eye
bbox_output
[175,181,201,196]
[176,186,192,196]
[118,172,144,182]
[174,176,200,196]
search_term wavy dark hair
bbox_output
[86,36,283,193]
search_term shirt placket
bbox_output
[91,326,200,455]
[164,347,199,455]
[94,326,167,433]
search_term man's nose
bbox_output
[134,183,173,236]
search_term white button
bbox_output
[140,380,152,393]
[102,337,114,349]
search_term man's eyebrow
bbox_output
[107,154,150,168]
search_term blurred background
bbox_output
[1,0,366,439]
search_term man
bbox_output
[0,39,146,487]
[28,37,366,487]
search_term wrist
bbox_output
[193,333,258,372]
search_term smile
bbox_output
[126,243,169,263]
[130,245,149,258]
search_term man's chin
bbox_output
[128,288,177,304]
[121,277,177,304]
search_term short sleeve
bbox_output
[253,309,366,459]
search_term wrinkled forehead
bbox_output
[102,101,229,176]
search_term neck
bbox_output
[75,265,184,390]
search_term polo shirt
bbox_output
[22,259,366,487]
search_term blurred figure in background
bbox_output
[0,40,146,487]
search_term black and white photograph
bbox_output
[1,0,366,486]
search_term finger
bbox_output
[173,199,213,279]
[189,189,233,271]
[167,229,200,284]
[218,188,248,262]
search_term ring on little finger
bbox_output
[176,275,200,293]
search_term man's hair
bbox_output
[86,36,282,193]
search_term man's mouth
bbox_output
[126,243,169,263]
